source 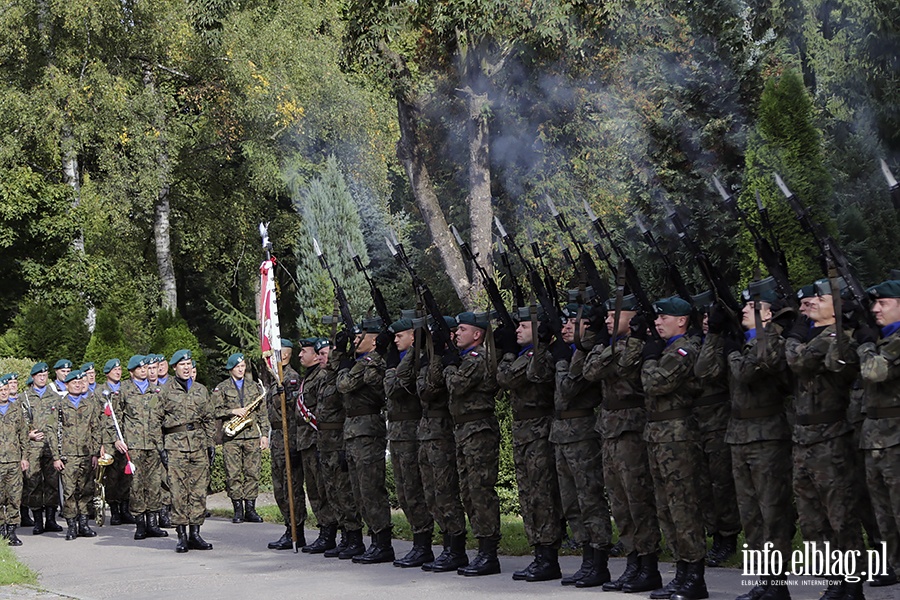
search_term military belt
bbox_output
[346,407,381,418]
[647,408,692,422]
[163,423,197,434]
[424,410,452,419]
[513,408,554,421]
[794,409,845,426]
[693,392,729,407]
[604,396,644,411]
[555,408,595,420]
[866,406,900,419]
[731,405,783,420]
[389,410,422,422]
[453,410,495,425]
[317,422,344,430]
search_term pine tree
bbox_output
[83,308,135,375]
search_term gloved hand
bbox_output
[441,351,462,368]
[374,330,393,355]
[207,446,215,465]
[785,315,812,342]
[588,318,611,348]
[770,303,796,331]
[431,327,449,356]
[338,357,355,371]
[629,314,650,341]
[854,324,879,345]
[494,326,519,356]
[289,448,302,465]
[158,449,168,468]
[274,384,285,396]
[722,335,743,357]
[537,322,554,345]
[334,329,352,355]
[550,339,572,363]
[707,303,728,335]
[641,339,666,361]
[385,344,401,369]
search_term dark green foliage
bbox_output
[149,309,208,384]
[495,391,520,516]
[83,308,135,373]
[13,300,89,366]
[209,447,273,494]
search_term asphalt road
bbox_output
[7,518,898,600]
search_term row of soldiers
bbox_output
[263,276,900,600]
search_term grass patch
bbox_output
[0,541,38,585]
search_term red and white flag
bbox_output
[258,224,283,379]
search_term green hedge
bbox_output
[209,446,273,494]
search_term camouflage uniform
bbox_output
[786,325,865,555]
[640,334,706,562]
[0,399,28,528]
[95,382,132,506]
[157,378,214,526]
[335,351,391,535]
[118,379,164,513]
[584,336,659,558]
[213,377,264,501]
[496,343,562,548]
[267,365,305,529]
[417,354,466,536]
[444,344,501,541]
[857,327,900,571]
[382,350,431,536]
[47,393,103,519]
[296,363,334,527]
[847,378,882,544]
[22,385,61,512]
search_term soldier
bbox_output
[294,338,337,553]
[213,353,267,525]
[21,362,63,535]
[313,336,365,559]
[333,318,395,564]
[416,316,468,572]
[6,373,33,530]
[81,363,97,395]
[116,356,167,540]
[640,297,707,600]
[147,356,160,388]
[784,279,866,599]
[156,355,170,387]
[584,296,662,592]
[51,360,72,394]
[157,349,215,553]
[266,339,306,550]
[50,369,103,541]
[381,318,433,568]
[496,311,563,582]
[96,359,136,526]
[856,279,900,588]
[439,311,501,577]
[0,375,29,546]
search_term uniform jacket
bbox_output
[584,336,647,439]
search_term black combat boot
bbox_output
[649,559,688,599]
[818,578,844,600]
[109,501,123,526]
[338,528,365,559]
[354,528,395,564]
[188,524,212,550]
[119,500,137,525]
[431,532,469,572]
[20,506,33,527]
[422,533,449,571]
[624,552,664,593]
[31,509,44,535]
[512,547,538,581]
[267,526,292,550]
[243,499,263,523]
[158,505,173,528]
[44,507,63,532]
[324,529,347,558]
[610,539,625,557]
[458,537,501,577]
[134,513,147,540]
[706,533,723,565]
[840,580,864,600]
[7,524,21,547]
[575,546,611,587]
[604,550,641,591]
[757,574,791,600]
[77,514,97,537]
[146,512,168,537]
[65,518,78,541]
[526,545,562,582]
[671,560,709,600]
[870,565,897,587]
[175,525,188,553]
[710,534,737,567]
[394,531,434,567]
[231,499,244,523]
[303,523,338,554]
[561,544,594,586]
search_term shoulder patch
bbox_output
[213,387,219,392]
[677,348,689,357]
[470,351,479,357]
[527,351,533,357]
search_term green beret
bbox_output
[796,284,815,300]
[0,375,9,386]
[127,355,147,371]
[169,349,192,367]
[225,353,245,370]
[567,287,597,304]
[64,370,85,383]
[742,288,778,304]
[603,294,639,313]
[313,338,331,353]
[145,354,159,365]
[25,376,33,386]
[156,353,167,363]
[361,317,383,333]
[867,280,900,300]
[389,318,414,333]
[30,362,48,376]
[442,316,458,330]
[280,338,293,349]
[191,359,196,368]
[53,359,72,370]
[653,296,693,317]
[690,291,715,310]
[80,362,95,372]
[5,373,16,382]
[813,277,847,297]
[456,311,489,330]
[103,359,121,374]
[562,303,595,320]
[298,338,317,348]
[399,309,418,320]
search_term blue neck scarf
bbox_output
[398,349,409,361]
[68,394,82,409]
[134,378,149,394]
[107,381,121,393]
[158,376,168,385]
[88,383,96,393]
[55,380,66,392]
[8,395,16,403]
[0,403,8,416]
[882,321,900,339]
[517,344,534,358]
[33,385,46,398]
[461,345,478,357]
[356,352,370,362]
[665,333,685,348]
[233,378,244,390]
[744,328,758,342]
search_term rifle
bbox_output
[313,238,356,332]
[496,235,526,308]
[773,173,876,327]
[712,176,795,304]
[450,225,516,330]
[879,159,900,211]
[526,222,561,314]
[384,230,454,343]
[545,196,610,303]
[348,242,392,326]
[634,214,694,303]
[494,216,563,337]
